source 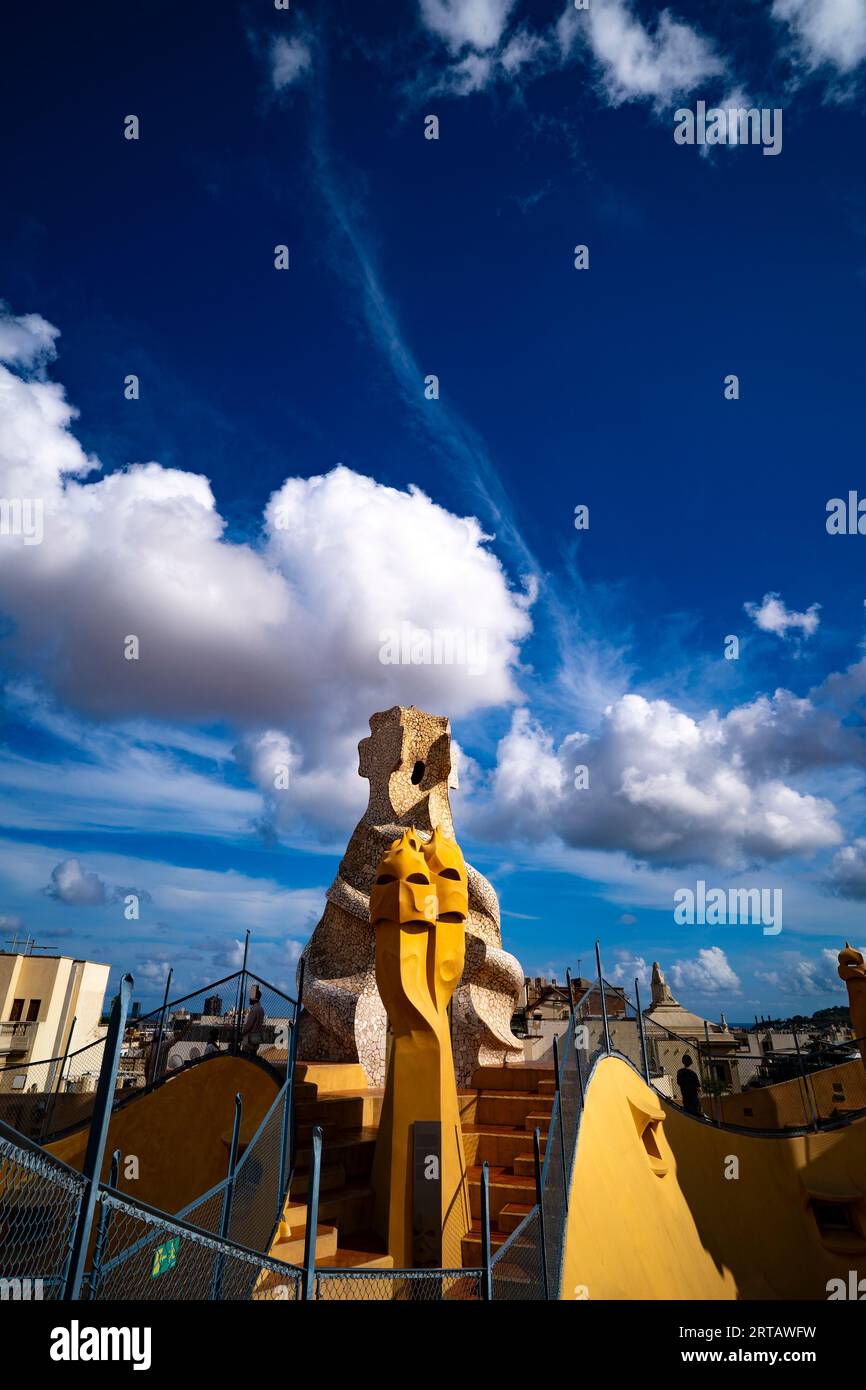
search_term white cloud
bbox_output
[0,306,60,371]
[826,839,866,899]
[0,307,532,811]
[418,0,517,53]
[270,35,312,90]
[44,858,108,906]
[755,948,847,995]
[609,948,649,988]
[670,946,741,994]
[558,0,726,106]
[745,592,821,640]
[772,0,866,76]
[472,693,842,868]
[42,856,147,907]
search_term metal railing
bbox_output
[580,970,866,1134]
[0,954,301,1145]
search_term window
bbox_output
[9,998,24,1021]
[26,999,41,1022]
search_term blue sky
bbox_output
[1,0,866,1023]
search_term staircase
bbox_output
[459,1064,554,1267]
[266,1064,393,1279]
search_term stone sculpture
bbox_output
[297,705,524,1085]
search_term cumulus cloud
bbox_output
[0,306,60,371]
[418,0,517,53]
[42,856,148,907]
[826,839,866,899]
[270,35,312,90]
[558,0,726,106]
[745,592,821,640]
[0,307,532,774]
[473,694,843,868]
[755,947,845,995]
[44,858,108,906]
[772,0,866,76]
[609,948,649,987]
[670,946,741,995]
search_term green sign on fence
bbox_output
[150,1237,180,1279]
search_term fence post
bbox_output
[234,930,251,1055]
[792,1028,819,1131]
[211,1092,243,1302]
[552,1036,568,1212]
[595,940,610,1054]
[565,967,577,1031]
[302,1125,323,1300]
[480,1161,494,1301]
[151,968,173,1084]
[63,974,132,1300]
[533,1127,549,1300]
[41,1014,76,1143]
[88,1148,121,1298]
[635,979,650,1084]
[276,958,305,1220]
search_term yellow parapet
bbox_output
[561,1055,737,1301]
[370,826,471,1269]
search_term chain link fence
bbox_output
[595,973,866,1133]
[491,1207,546,1300]
[0,967,299,1145]
[88,1189,302,1301]
[313,1268,482,1301]
[0,1119,85,1298]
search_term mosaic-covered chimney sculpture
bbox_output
[297,705,524,1085]
[370,826,471,1267]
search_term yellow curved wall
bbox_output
[561,1056,736,1300]
[47,1056,279,1215]
[561,1054,866,1300]
[664,1097,866,1298]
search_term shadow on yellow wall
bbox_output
[47,1054,280,1216]
[561,1055,866,1301]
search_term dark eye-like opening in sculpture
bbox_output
[375,873,397,884]
[407,872,430,884]
[410,760,425,784]
[439,867,460,880]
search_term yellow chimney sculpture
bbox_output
[370,826,471,1268]
[838,942,866,1071]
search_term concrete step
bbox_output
[269,1222,338,1265]
[295,1090,383,1129]
[524,1110,556,1133]
[293,1125,378,1179]
[513,1153,538,1178]
[462,1124,547,1167]
[497,1202,534,1235]
[461,1221,509,1266]
[477,1092,553,1126]
[316,1248,394,1271]
[287,1163,346,1197]
[468,1166,536,1222]
[471,1065,553,1092]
